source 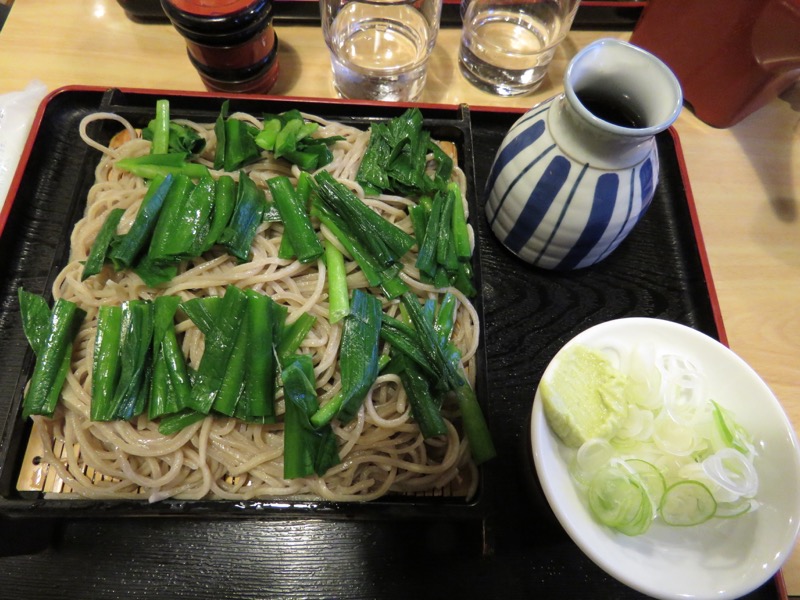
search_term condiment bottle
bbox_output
[161,0,279,94]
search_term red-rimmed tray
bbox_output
[269,0,648,28]
[0,86,786,600]
[116,0,648,29]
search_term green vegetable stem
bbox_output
[202,174,236,252]
[18,290,87,418]
[109,174,174,269]
[183,286,292,421]
[140,98,206,156]
[337,289,382,423]
[150,98,170,155]
[81,208,124,281]
[276,312,317,365]
[91,304,123,421]
[153,174,216,260]
[324,240,350,324]
[267,175,324,264]
[187,285,248,414]
[311,289,381,427]
[399,292,495,464]
[17,289,53,356]
[147,173,197,262]
[241,290,277,422]
[413,184,475,295]
[312,170,412,299]
[311,199,382,288]
[378,316,438,381]
[115,152,210,180]
[255,109,343,171]
[315,170,414,269]
[217,171,267,263]
[148,295,191,419]
[397,355,448,439]
[355,107,453,197]
[282,354,341,479]
[211,100,262,172]
[158,410,206,436]
[179,296,221,337]
[224,117,261,172]
[111,300,155,421]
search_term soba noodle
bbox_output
[31,108,481,503]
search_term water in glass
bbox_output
[327,2,432,101]
[459,0,572,96]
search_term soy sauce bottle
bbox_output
[161,0,279,94]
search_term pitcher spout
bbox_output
[550,38,683,169]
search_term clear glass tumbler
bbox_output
[459,0,579,96]
[320,0,443,102]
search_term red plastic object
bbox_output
[161,0,279,94]
[630,0,800,128]
[195,51,280,93]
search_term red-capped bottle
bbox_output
[161,0,279,94]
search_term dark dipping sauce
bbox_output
[575,90,647,129]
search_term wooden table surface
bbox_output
[0,0,798,597]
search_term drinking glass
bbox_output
[459,0,579,96]
[320,0,443,102]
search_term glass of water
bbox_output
[320,0,443,102]
[459,0,580,96]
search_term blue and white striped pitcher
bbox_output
[485,38,683,270]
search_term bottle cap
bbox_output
[161,0,271,46]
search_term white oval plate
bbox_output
[530,317,800,600]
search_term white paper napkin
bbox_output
[0,80,48,216]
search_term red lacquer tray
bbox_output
[0,86,786,600]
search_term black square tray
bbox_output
[0,87,490,520]
[0,87,784,600]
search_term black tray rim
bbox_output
[0,85,501,521]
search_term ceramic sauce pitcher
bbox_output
[485,38,683,270]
